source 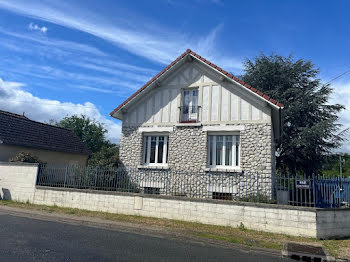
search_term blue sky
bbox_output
[0,0,349,151]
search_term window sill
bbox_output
[176,122,201,127]
[137,165,169,170]
[204,167,242,173]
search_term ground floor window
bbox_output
[208,134,240,168]
[143,135,168,165]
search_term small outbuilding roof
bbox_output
[0,110,90,155]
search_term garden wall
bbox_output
[33,186,318,238]
[0,162,38,202]
[1,162,350,239]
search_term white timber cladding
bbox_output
[123,61,271,126]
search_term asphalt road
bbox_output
[0,211,291,262]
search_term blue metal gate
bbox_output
[314,177,350,208]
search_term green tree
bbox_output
[322,153,350,177]
[88,143,120,167]
[242,54,346,175]
[56,115,120,167]
[57,115,106,153]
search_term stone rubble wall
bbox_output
[120,123,273,197]
[119,126,143,169]
[126,170,271,200]
[168,126,207,171]
[121,124,272,173]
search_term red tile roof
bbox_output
[110,49,284,117]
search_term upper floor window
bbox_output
[180,88,199,123]
[143,135,168,166]
[208,134,240,168]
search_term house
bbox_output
[110,49,283,191]
[0,110,90,166]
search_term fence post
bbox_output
[94,167,98,189]
[312,174,316,207]
[35,163,40,186]
[64,166,68,188]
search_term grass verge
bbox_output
[0,200,349,259]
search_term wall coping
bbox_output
[0,161,39,167]
[315,207,350,212]
[36,185,321,212]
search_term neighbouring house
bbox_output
[0,110,90,166]
[110,49,283,196]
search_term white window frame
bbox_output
[142,133,168,166]
[182,87,199,108]
[207,133,240,169]
[181,87,199,121]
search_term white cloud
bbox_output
[0,1,243,72]
[0,77,121,143]
[0,58,142,92]
[71,85,118,94]
[28,22,47,33]
[0,26,156,92]
[0,26,106,56]
[330,81,350,153]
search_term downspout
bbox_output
[279,108,283,142]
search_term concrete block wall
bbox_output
[33,187,318,238]
[0,162,39,202]
[2,162,350,240]
[316,209,350,239]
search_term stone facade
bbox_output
[168,126,207,171]
[120,123,273,176]
[119,126,143,168]
[239,123,273,176]
[119,122,274,198]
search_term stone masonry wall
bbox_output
[240,123,272,175]
[120,123,273,177]
[168,126,207,171]
[119,126,143,168]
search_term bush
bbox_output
[9,152,46,165]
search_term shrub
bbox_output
[9,152,46,165]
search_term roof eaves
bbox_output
[188,50,284,110]
[110,49,284,117]
[110,49,192,117]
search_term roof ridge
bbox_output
[0,110,78,133]
[110,49,283,117]
[0,109,29,119]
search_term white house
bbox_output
[110,49,283,196]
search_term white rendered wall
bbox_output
[0,162,39,202]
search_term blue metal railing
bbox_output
[314,177,350,208]
[275,173,350,208]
